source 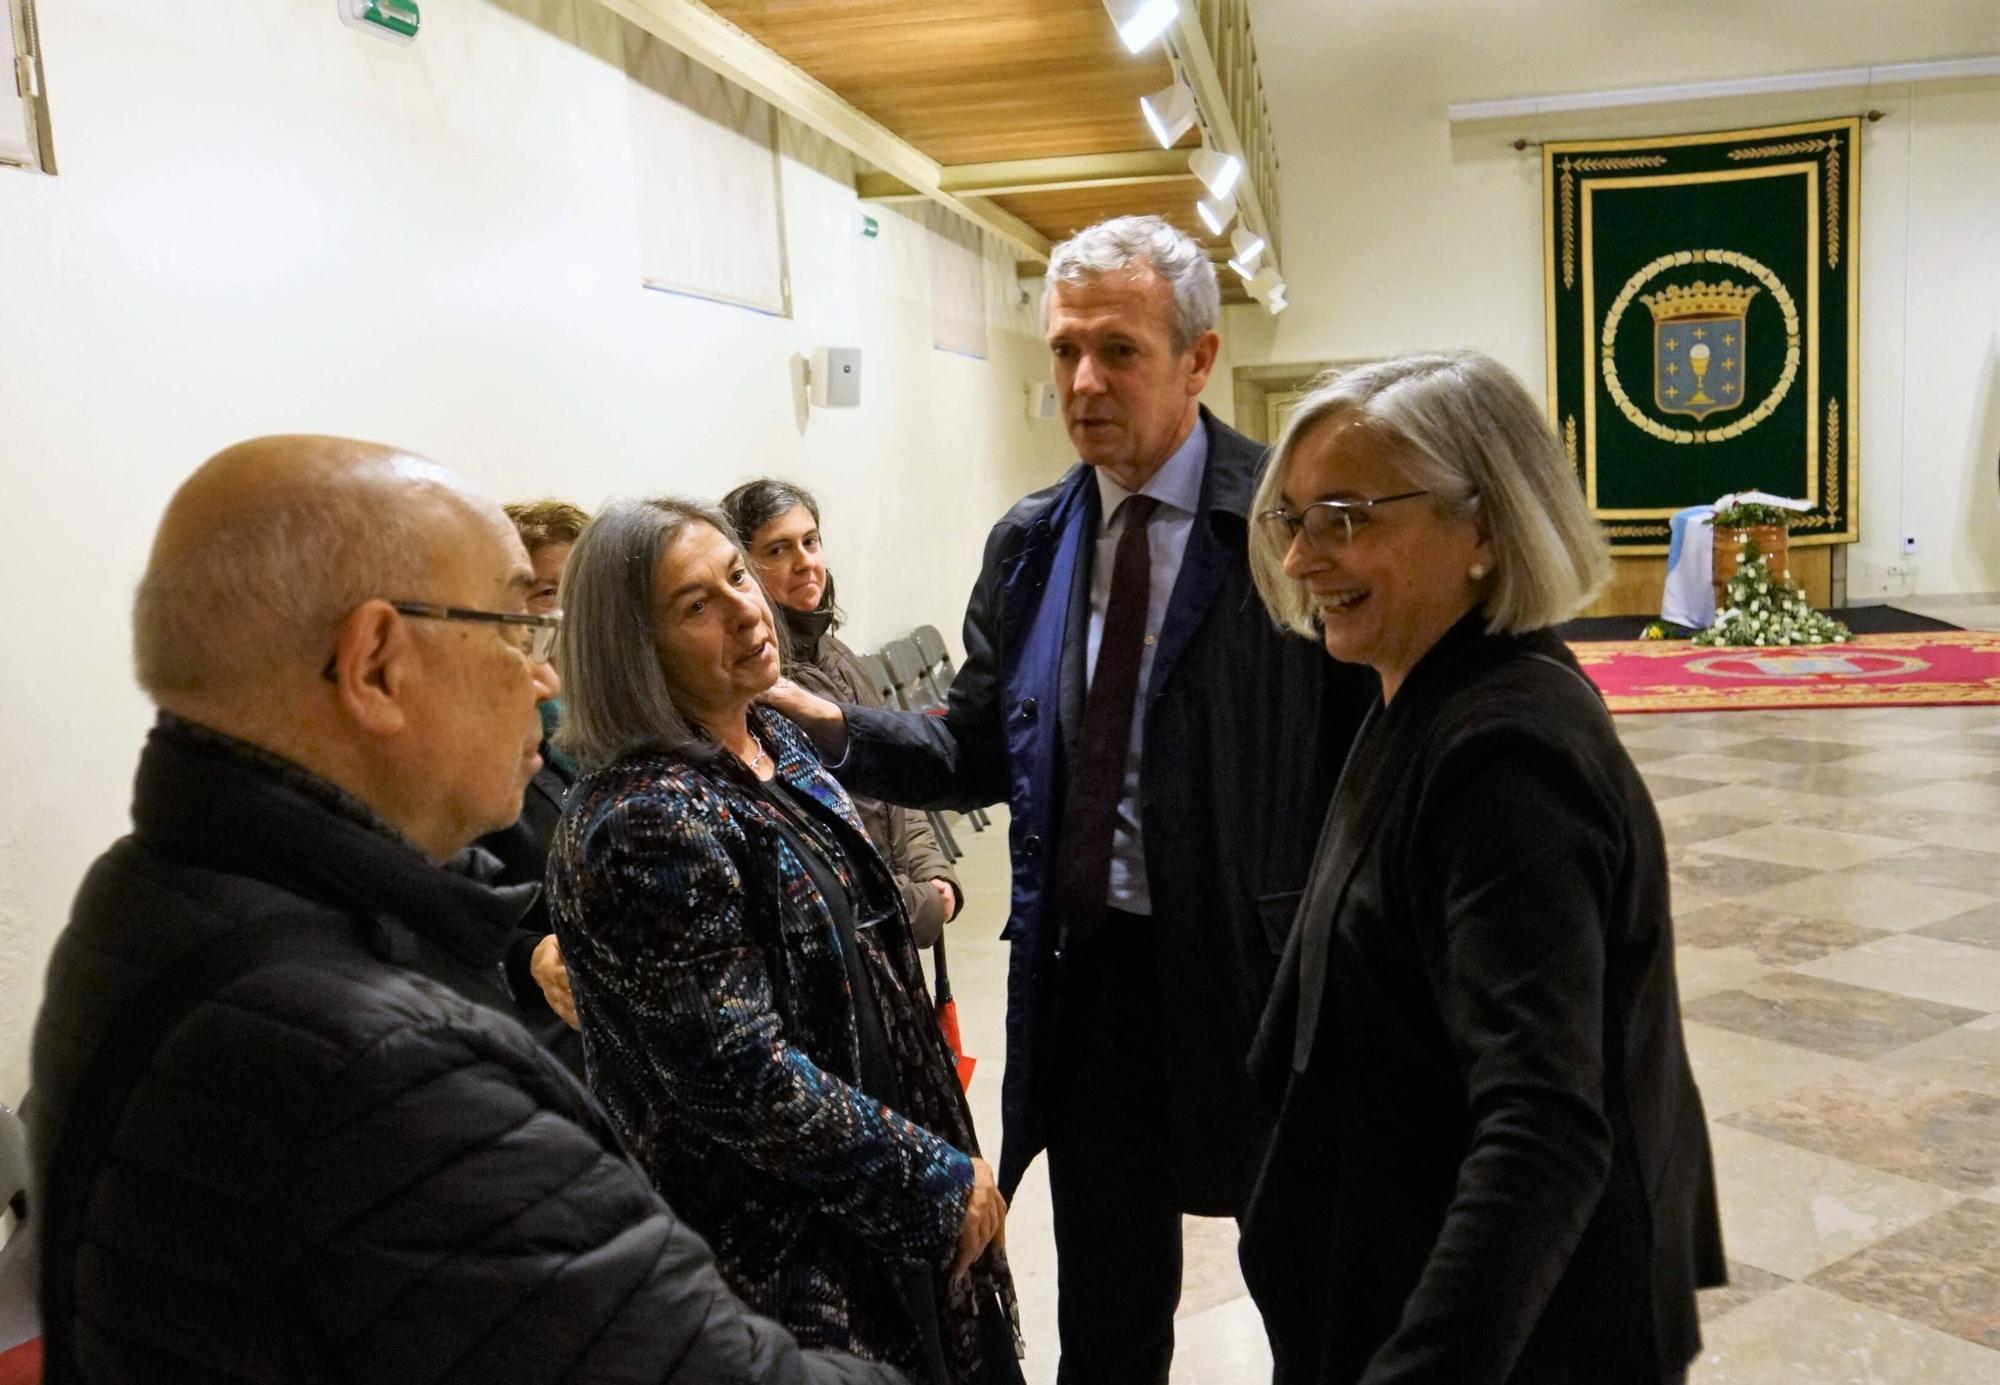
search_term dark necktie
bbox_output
[1053,493,1159,945]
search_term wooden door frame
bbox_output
[1232,361,1339,444]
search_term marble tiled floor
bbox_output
[935,695,2000,1382]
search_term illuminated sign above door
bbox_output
[338,0,419,45]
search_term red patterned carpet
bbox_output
[1572,632,2000,713]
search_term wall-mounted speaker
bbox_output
[808,346,862,409]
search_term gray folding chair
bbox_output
[877,639,962,858]
[905,627,989,832]
[851,652,954,861]
[880,638,935,711]
[0,1102,23,1227]
[0,1100,39,1357]
[854,652,899,710]
[910,624,955,700]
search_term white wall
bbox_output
[0,0,1076,1103]
[1240,0,2000,599]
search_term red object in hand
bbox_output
[0,1337,44,1385]
[930,938,976,1091]
[937,996,976,1091]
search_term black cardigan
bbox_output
[1241,616,1725,1385]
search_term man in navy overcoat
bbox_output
[774,216,1370,1383]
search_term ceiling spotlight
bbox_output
[1196,190,1237,236]
[1265,285,1289,315]
[1140,78,1197,149]
[1226,257,1255,280]
[1188,147,1242,200]
[1230,225,1266,268]
[1103,0,1179,53]
[1246,265,1282,302]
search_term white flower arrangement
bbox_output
[1692,546,1852,648]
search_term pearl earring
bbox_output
[1468,563,1488,580]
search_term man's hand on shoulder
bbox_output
[760,678,850,760]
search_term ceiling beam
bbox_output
[859,149,1197,203]
[599,0,1051,262]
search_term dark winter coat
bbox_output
[477,713,587,1077]
[1240,618,1726,1384]
[28,716,895,1385]
[786,625,961,947]
[836,407,1373,1208]
[546,706,1017,1384]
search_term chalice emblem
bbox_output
[1687,341,1714,407]
[1641,280,1758,421]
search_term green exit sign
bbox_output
[339,0,420,44]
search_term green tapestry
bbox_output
[1543,118,1859,552]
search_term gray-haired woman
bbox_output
[545,498,1021,1385]
[1237,351,1725,1384]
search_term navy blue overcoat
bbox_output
[840,407,1371,1209]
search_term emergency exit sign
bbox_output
[339,0,419,44]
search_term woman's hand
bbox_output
[759,677,850,760]
[950,1156,1007,1281]
[929,878,959,920]
[530,933,579,1029]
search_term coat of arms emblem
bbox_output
[1640,279,1760,421]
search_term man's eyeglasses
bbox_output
[321,601,562,681]
[391,602,563,662]
[1256,491,1429,549]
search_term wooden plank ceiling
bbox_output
[703,0,1250,301]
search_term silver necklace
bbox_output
[742,744,771,776]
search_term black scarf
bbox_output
[778,600,838,662]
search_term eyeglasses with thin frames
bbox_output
[1256,491,1429,549]
[320,601,562,681]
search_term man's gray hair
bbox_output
[1248,351,1613,638]
[1043,214,1220,354]
[134,492,430,698]
[554,496,786,773]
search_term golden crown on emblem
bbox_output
[1639,279,1761,323]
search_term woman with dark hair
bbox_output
[722,477,964,947]
[546,497,1021,1385]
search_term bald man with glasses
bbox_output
[28,435,897,1385]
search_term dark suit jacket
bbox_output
[837,407,1371,1208]
[1241,617,1725,1384]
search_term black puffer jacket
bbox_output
[479,750,588,1078]
[28,717,901,1385]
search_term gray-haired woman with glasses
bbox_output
[1237,351,1724,1384]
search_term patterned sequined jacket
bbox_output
[548,705,1018,1383]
